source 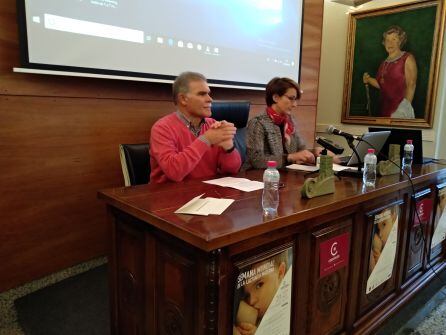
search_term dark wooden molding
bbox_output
[205,249,221,334]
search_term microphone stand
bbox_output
[336,137,364,178]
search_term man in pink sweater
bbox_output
[150,72,242,183]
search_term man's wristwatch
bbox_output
[225,145,235,153]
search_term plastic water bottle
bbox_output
[363,149,377,187]
[262,161,280,215]
[402,139,414,173]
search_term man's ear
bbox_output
[178,93,188,106]
[278,262,286,279]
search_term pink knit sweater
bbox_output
[150,113,241,183]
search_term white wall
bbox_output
[317,0,445,158]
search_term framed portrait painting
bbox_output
[341,0,445,128]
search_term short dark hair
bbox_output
[382,25,407,48]
[265,77,302,107]
[172,71,207,105]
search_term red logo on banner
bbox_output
[414,198,433,226]
[320,232,350,278]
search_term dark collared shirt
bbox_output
[176,111,210,145]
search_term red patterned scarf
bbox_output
[266,107,295,145]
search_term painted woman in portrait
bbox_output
[363,26,418,119]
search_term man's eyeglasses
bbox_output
[283,95,299,102]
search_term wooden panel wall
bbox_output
[0,0,324,291]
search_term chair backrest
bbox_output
[211,100,250,162]
[211,100,250,129]
[119,143,150,186]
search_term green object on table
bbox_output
[301,154,335,198]
[377,144,401,176]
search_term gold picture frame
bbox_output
[341,0,445,128]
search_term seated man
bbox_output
[150,71,242,183]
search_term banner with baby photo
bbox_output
[366,204,400,294]
[232,246,293,335]
[431,185,446,248]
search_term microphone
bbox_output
[316,136,344,155]
[327,125,361,141]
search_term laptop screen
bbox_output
[368,127,423,164]
[346,131,391,166]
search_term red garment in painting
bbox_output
[376,52,411,117]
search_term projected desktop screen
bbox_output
[18,0,303,88]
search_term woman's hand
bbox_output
[363,72,380,89]
[288,150,315,165]
[363,72,371,84]
[313,147,324,157]
[313,147,342,164]
[331,155,341,164]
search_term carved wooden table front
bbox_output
[99,165,446,335]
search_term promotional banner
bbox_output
[413,198,433,226]
[233,247,293,335]
[319,232,350,278]
[432,187,446,248]
[367,205,399,294]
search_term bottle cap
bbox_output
[267,161,277,167]
[407,139,413,144]
[367,148,375,154]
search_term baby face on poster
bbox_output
[234,253,288,334]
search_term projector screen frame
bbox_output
[15,0,304,90]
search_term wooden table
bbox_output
[99,164,446,335]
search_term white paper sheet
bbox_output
[286,164,319,172]
[203,177,264,192]
[332,164,354,172]
[286,163,352,172]
[174,194,234,216]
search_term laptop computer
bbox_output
[368,127,426,164]
[339,131,391,166]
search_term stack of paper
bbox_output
[203,177,264,192]
[175,194,234,216]
[286,164,319,172]
[333,164,354,172]
[286,163,352,172]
